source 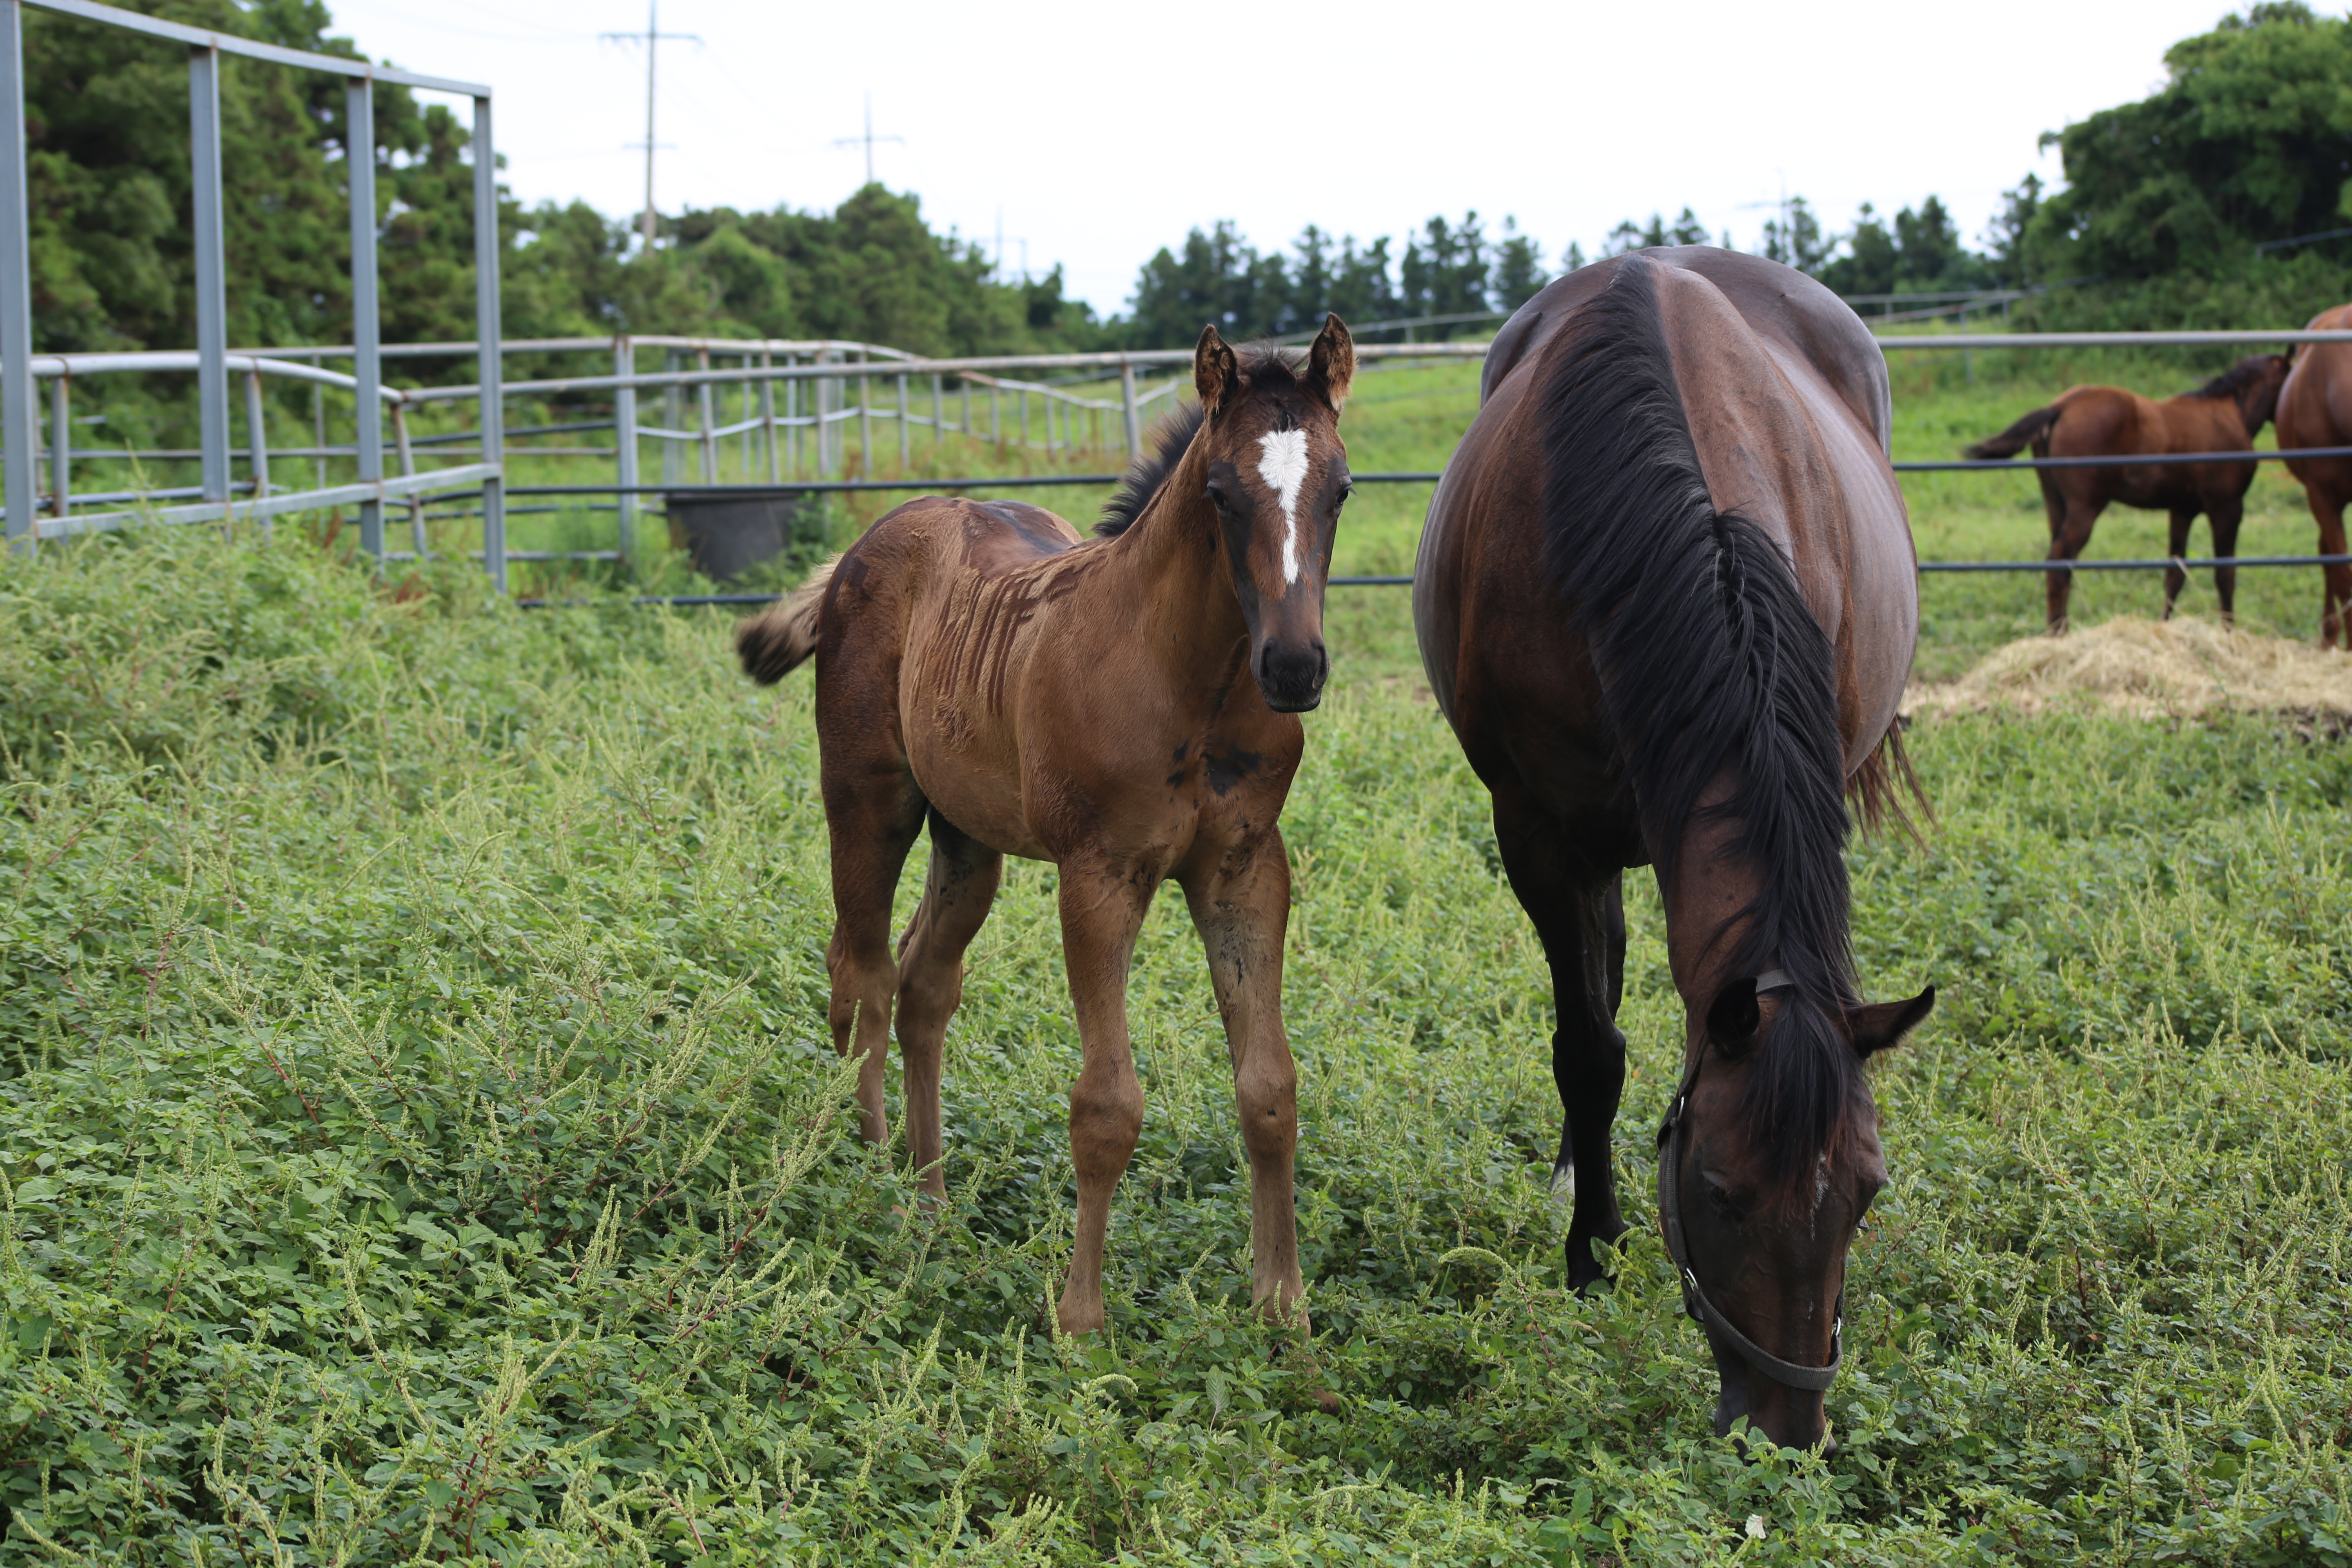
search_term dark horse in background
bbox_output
[1963,354,2289,631]
[1415,249,1935,1451]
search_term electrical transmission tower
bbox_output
[601,1,699,245]
[832,94,904,188]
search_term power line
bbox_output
[599,1,699,245]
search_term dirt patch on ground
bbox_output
[1904,616,2352,724]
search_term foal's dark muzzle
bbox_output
[1255,634,1329,712]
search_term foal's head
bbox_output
[1192,316,1355,711]
[2197,352,2291,435]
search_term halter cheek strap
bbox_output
[1654,969,1842,1396]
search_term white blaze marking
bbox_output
[1256,429,1310,584]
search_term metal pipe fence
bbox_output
[0,0,506,571]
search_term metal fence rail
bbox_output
[0,0,506,571]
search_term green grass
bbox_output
[4,346,2350,1564]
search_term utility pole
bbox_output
[601,2,698,246]
[832,94,903,189]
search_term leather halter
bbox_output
[1653,969,1843,1394]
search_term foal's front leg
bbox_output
[1182,831,1305,1325]
[1055,860,1154,1336]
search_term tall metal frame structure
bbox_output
[0,0,506,585]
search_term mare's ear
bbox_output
[1306,313,1355,412]
[1846,985,1935,1058]
[1195,324,1238,416]
[1705,976,1761,1052]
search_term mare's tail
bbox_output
[735,555,840,684]
[1962,404,2060,459]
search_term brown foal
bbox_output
[737,318,1355,1335]
[1963,355,2288,630]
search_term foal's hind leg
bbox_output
[892,811,1003,1199]
[821,755,929,1149]
[2046,497,2108,632]
[1493,786,1630,1294]
[2164,508,2197,619]
[1180,830,1305,1325]
[2208,497,2245,626]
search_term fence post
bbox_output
[1120,358,1141,461]
[347,77,384,560]
[471,91,505,593]
[960,376,970,442]
[0,0,33,551]
[614,335,637,564]
[662,350,681,487]
[696,345,716,482]
[896,372,909,473]
[243,368,270,540]
[45,371,67,518]
[858,359,872,478]
[931,372,943,452]
[391,400,422,555]
[821,353,837,479]
[190,45,232,510]
[761,347,778,483]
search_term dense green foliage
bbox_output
[1121,214,1550,347]
[24,1,1089,358]
[3,361,2352,1557]
[2029,2,2352,281]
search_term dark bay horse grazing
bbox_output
[737,318,1356,1336]
[2276,304,2352,646]
[1963,354,2288,630]
[1414,249,1934,1451]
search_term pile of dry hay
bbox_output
[1904,616,2352,722]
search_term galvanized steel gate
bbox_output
[0,0,508,580]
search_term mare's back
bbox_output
[1482,248,1891,453]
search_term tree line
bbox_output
[24,0,2352,365]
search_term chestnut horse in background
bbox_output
[737,318,1356,1336]
[1963,355,2288,630]
[1415,249,1935,1452]
[2276,304,2352,646]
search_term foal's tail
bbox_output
[735,555,840,684]
[1962,403,2060,460]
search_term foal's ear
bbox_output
[1846,985,1935,1058]
[1195,324,1238,416]
[1306,312,1354,412]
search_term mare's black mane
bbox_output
[1533,254,1862,1194]
[1096,346,1305,538]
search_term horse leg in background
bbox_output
[2045,497,2109,632]
[2311,489,2352,647]
[1181,834,1305,1324]
[820,752,930,1149]
[892,810,1004,1200]
[2163,508,2197,619]
[1054,860,1155,1335]
[1494,786,1630,1293]
[2207,497,2244,627]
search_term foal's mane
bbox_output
[2185,356,2276,401]
[1533,254,1863,1193]
[1096,346,1305,538]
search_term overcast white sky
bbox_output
[335,0,2240,317]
